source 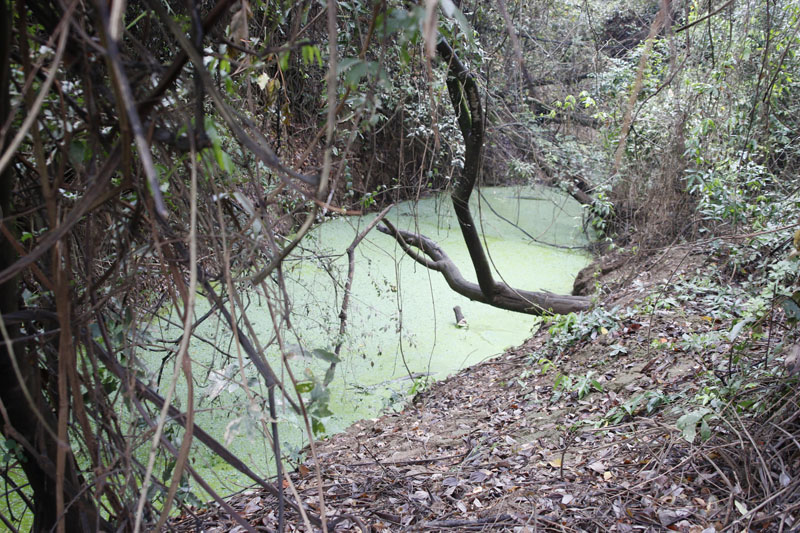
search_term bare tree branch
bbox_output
[381,37,590,316]
[378,223,589,315]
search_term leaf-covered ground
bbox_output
[170,247,800,532]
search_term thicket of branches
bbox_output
[0,0,358,530]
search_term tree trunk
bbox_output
[381,39,590,316]
[0,2,98,530]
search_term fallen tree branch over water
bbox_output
[381,38,590,316]
[378,220,589,315]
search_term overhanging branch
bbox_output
[378,223,589,315]
[381,37,591,316]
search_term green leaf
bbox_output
[782,295,800,320]
[728,317,754,342]
[103,377,118,395]
[295,381,315,394]
[622,393,644,415]
[301,44,322,67]
[700,417,711,441]
[69,140,87,165]
[206,119,232,173]
[438,0,474,46]
[278,51,290,71]
[323,364,336,386]
[646,393,667,413]
[337,57,360,73]
[212,145,233,173]
[346,62,370,86]
[609,343,628,356]
[439,0,457,17]
[311,403,333,419]
[338,58,378,87]
[312,349,341,364]
[676,408,711,443]
[311,418,325,436]
[309,381,330,404]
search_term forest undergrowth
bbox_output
[164,1,800,529]
[169,234,800,531]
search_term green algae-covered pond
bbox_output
[146,185,591,495]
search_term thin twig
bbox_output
[0,2,73,177]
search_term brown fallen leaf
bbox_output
[243,496,261,516]
[588,461,605,473]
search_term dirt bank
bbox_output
[170,246,799,532]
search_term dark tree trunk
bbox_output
[0,1,98,530]
[381,39,590,316]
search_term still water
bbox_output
[146,185,590,494]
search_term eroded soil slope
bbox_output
[172,247,800,532]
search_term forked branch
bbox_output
[381,38,590,316]
[378,221,588,315]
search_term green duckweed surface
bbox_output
[145,185,590,496]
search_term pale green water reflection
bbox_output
[146,185,590,494]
